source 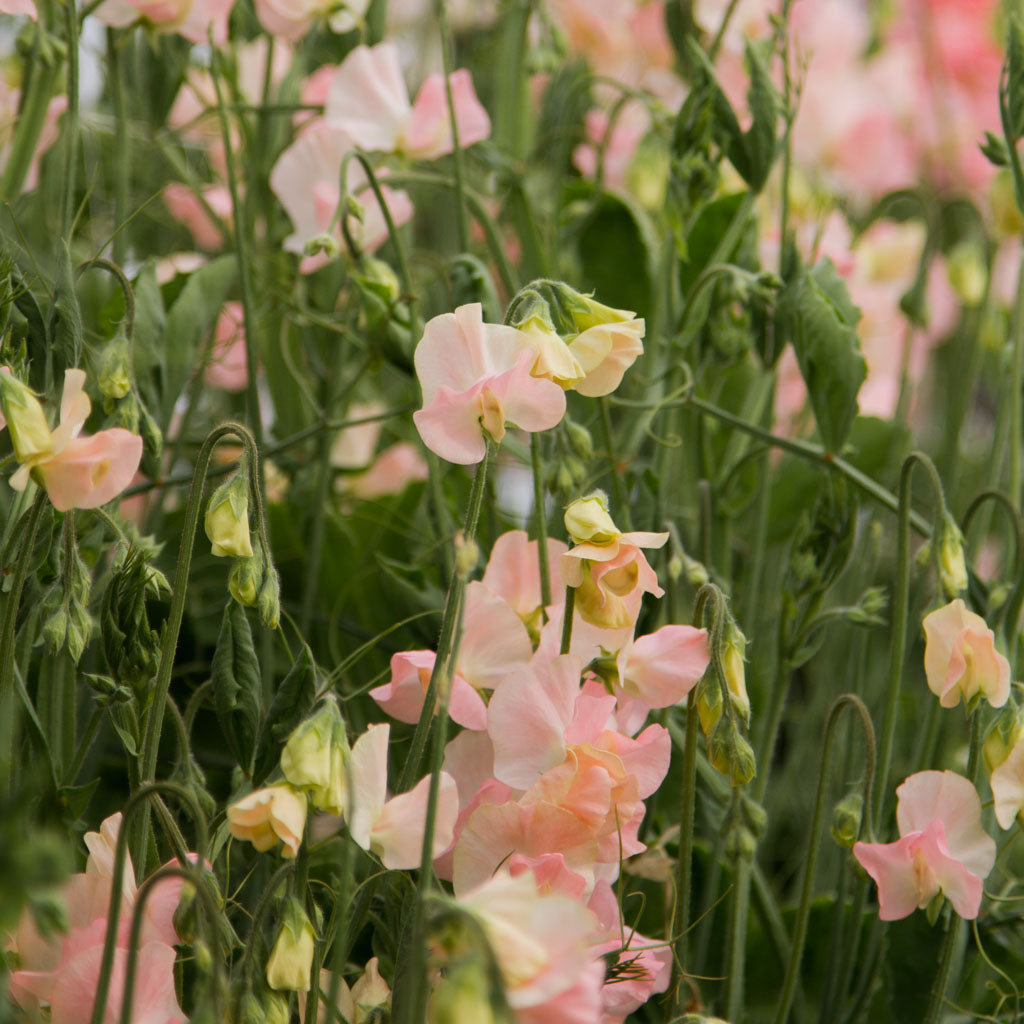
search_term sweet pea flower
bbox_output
[269,122,415,272]
[922,599,1010,710]
[163,182,233,252]
[343,723,458,870]
[0,369,143,511]
[413,303,567,464]
[92,0,236,44]
[227,784,308,858]
[0,1,36,17]
[853,770,996,920]
[984,706,1024,829]
[204,302,249,392]
[325,42,490,160]
[254,0,370,40]
[481,529,568,638]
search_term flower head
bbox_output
[227,785,308,858]
[922,599,1010,709]
[853,770,995,920]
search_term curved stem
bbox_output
[773,694,877,1024]
[134,423,259,868]
[873,452,948,836]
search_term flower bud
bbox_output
[722,619,750,726]
[281,697,345,794]
[563,418,593,460]
[937,511,968,599]
[946,242,987,307]
[429,961,506,1024]
[258,566,281,630]
[229,554,262,608]
[266,899,316,992]
[830,792,864,849]
[553,282,634,332]
[741,796,767,838]
[455,531,480,579]
[205,472,254,558]
[564,492,619,545]
[983,702,1024,775]
[695,673,722,736]
[0,371,53,462]
[707,716,756,786]
[724,820,757,862]
[97,332,132,400]
[305,232,340,259]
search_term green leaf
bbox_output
[211,601,262,771]
[253,644,317,786]
[11,269,49,391]
[1007,17,1024,139]
[777,258,867,452]
[573,190,654,314]
[740,41,779,192]
[57,779,100,821]
[50,241,83,376]
[158,255,236,423]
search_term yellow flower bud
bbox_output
[205,472,254,558]
[937,511,968,599]
[564,493,619,546]
[0,371,54,463]
[266,899,315,992]
[722,620,750,726]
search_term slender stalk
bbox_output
[531,433,552,609]
[1009,251,1024,510]
[61,0,80,239]
[671,690,699,1012]
[107,28,128,265]
[559,586,576,655]
[209,46,264,452]
[773,695,876,1024]
[134,424,259,869]
[0,492,47,792]
[396,443,492,793]
[435,0,469,251]
[725,794,752,1022]
[873,452,947,836]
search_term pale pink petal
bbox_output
[346,442,429,500]
[176,0,235,44]
[370,650,488,730]
[442,729,497,805]
[325,43,411,152]
[482,531,568,619]
[0,0,37,17]
[402,69,491,160]
[39,430,144,511]
[346,723,390,850]
[621,625,709,708]
[371,771,458,869]
[607,724,671,800]
[457,581,534,691]
[516,958,605,1024]
[991,738,1024,830]
[915,821,985,920]
[853,834,923,921]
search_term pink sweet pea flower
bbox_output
[371,580,533,730]
[481,530,568,625]
[344,723,458,869]
[1,369,143,512]
[254,0,369,39]
[325,42,490,161]
[163,182,233,252]
[204,301,249,392]
[853,770,996,921]
[343,443,429,500]
[922,599,1011,710]
[269,122,415,272]
[413,303,566,464]
[92,0,235,44]
[0,0,36,16]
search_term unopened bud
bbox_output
[305,233,340,259]
[266,899,315,992]
[229,549,264,608]
[946,242,987,307]
[97,332,132,399]
[722,619,750,726]
[937,511,968,599]
[258,566,281,630]
[741,796,767,838]
[830,792,864,849]
[563,418,593,461]
[983,701,1024,774]
[564,492,619,545]
[205,472,253,558]
[0,370,53,462]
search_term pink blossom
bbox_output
[413,303,566,464]
[344,723,458,869]
[254,0,369,39]
[163,182,232,252]
[481,529,567,626]
[853,770,995,920]
[0,0,36,17]
[345,443,429,500]
[204,301,249,392]
[572,103,649,194]
[324,42,490,160]
[92,0,235,44]
[922,599,1010,709]
[269,122,415,271]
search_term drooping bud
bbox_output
[936,511,968,599]
[258,565,281,630]
[564,492,619,545]
[830,792,864,849]
[229,548,264,608]
[983,701,1024,775]
[205,470,254,558]
[96,330,133,400]
[721,618,750,726]
[266,899,316,992]
[281,697,347,797]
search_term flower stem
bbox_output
[61,0,80,239]
[435,0,470,252]
[531,432,552,609]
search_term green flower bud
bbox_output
[97,333,132,400]
[946,241,987,306]
[937,511,968,599]
[722,619,750,726]
[205,472,253,558]
[983,701,1024,775]
[830,792,864,849]
[266,899,316,992]
[563,418,593,461]
[258,566,281,631]
[0,370,53,462]
[429,961,508,1024]
[229,548,264,608]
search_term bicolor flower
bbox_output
[413,303,566,465]
[853,770,996,920]
[227,784,308,858]
[0,369,143,511]
[922,599,1010,709]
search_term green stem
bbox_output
[531,433,552,609]
[61,0,80,239]
[671,690,699,1012]
[396,443,492,793]
[0,492,47,792]
[494,0,531,157]
[873,452,948,837]
[559,586,575,655]
[435,0,470,251]
[134,424,259,868]
[725,793,752,1021]
[107,28,128,265]
[1009,251,1024,510]
[752,601,791,802]
[773,695,876,1024]
[210,46,265,453]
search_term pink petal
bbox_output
[346,724,390,850]
[403,69,491,160]
[621,625,710,708]
[372,772,458,869]
[325,43,411,152]
[482,531,568,618]
[40,431,143,511]
[852,834,923,921]
[457,581,534,691]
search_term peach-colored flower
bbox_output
[254,0,369,39]
[227,784,308,858]
[92,0,235,44]
[163,182,233,252]
[853,770,995,920]
[0,0,37,16]
[922,599,1010,710]
[344,443,428,500]
[0,369,143,511]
